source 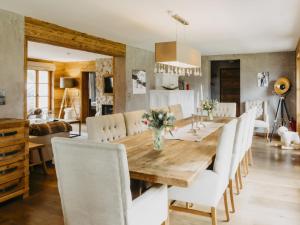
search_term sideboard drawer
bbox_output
[0,127,25,144]
[0,161,25,185]
[0,178,24,202]
[0,144,25,166]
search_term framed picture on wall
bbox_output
[257,72,269,87]
[132,69,146,94]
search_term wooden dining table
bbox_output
[116,117,232,188]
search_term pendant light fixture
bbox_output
[155,11,201,76]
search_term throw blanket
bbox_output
[29,121,72,136]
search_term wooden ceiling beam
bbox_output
[25,17,126,57]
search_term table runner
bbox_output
[165,122,224,142]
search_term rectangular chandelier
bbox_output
[155,41,201,68]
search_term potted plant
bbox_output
[201,100,218,120]
[142,110,175,151]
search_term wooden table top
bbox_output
[29,142,45,150]
[117,117,232,187]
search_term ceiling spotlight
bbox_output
[167,10,189,26]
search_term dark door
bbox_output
[220,68,240,115]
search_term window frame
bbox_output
[27,70,52,113]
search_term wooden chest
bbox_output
[0,118,29,203]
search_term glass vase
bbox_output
[152,128,164,151]
[208,110,214,121]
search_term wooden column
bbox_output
[114,57,126,113]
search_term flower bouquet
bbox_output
[142,110,175,151]
[201,100,218,120]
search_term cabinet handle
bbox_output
[0,150,20,158]
[0,131,17,137]
[0,167,17,175]
[0,183,18,193]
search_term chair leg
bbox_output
[243,156,248,176]
[229,180,235,213]
[238,164,243,189]
[223,189,230,222]
[245,153,249,174]
[162,217,169,225]
[266,127,270,142]
[235,172,240,195]
[211,207,217,225]
[248,148,254,166]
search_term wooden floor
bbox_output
[0,137,300,225]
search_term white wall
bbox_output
[0,9,24,118]
[186,52,296,125]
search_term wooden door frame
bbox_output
[24,17,126,119]
[296,39,300,133]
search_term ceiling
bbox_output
[28,42,110,62]
[1,0,300,55]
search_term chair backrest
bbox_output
[150,106,170,113]
[86,113,126,142]
[51,138,132,225]
[213,119,237,185]
[246,107,257,149]
[213,102,237,117]
[229,113,248,179]
[168,104,184,120]
[123,110,147,136]
[245,100,267,120]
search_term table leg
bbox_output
[38,148,48,175]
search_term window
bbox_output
[27,70,52,113]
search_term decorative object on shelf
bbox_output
[162,84,178,90]
[132,70,146,94]
[201,100,218,121]
[0,89,5,105]
[58,77,78,119]
[142,110,175,151]
[270,76,292,141]
[257,72,269,87]
[154,11,201,77]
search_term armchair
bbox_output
[245,100,269,141]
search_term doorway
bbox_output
[81,72,97,121]
[211,60,241,115]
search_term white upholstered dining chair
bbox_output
[228,112,248,213]
[168,104,184,120]
[51,138,169,225]
[213,102,237,117]
[123,110,148,136]
[86,113,126,142]
[245,100,269,141]
[239,108,256,180]
[168,119,238,225]
[151,106,170,113]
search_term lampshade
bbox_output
[155,41,201,68]
[60,77,75,88]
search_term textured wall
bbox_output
[125,46,155,112]
[95,58,113,114]
[0,9,24,119]
[187,52,296,125]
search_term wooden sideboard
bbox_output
[0,119,29,203]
